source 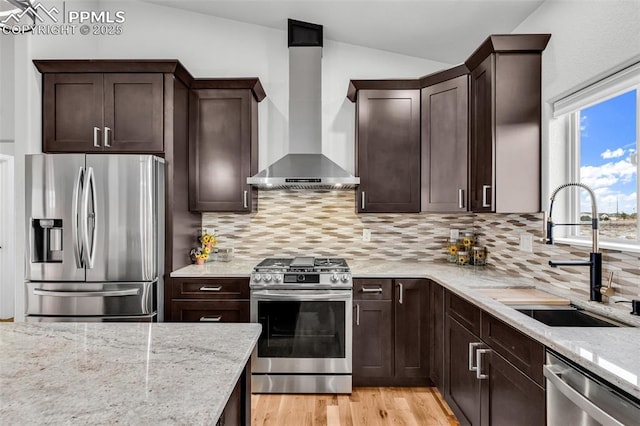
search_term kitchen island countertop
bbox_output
[0,322,261,425]
[172,259,640,399]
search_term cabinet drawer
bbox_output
[446,291,481,335]
[171,278,250,299]
[353,279,392,300]
[171,300,249,323]
[481,313,545,386]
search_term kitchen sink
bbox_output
[515,305,628,327]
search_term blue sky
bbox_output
[580,89,638,214]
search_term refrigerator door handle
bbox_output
[81,167,98,269]
[72,166,85,268]
[33,288,140,297]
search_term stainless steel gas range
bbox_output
[250,257,352,394]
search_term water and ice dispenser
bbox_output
[31,219,63,263]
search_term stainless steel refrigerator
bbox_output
[25,154,164,322]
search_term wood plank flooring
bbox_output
[252,387,459,426]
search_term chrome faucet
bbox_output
[545,183,603,302]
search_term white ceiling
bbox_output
[138,0,545,64]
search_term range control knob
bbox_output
[274,274,283,283]
[340,274,350,283]
[330,273,339,283]
[253,274,262,283]
[263,274,272,283]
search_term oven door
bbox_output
[251,289,352,375]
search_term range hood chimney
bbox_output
[247,19,360,189]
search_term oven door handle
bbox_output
[251,290,352,301]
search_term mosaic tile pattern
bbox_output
[202,190,639,301]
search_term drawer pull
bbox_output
[360,287,383,294]
[199,286,222,292]
[200,316,222,322]
[476,348,491,380]
[468,342,482,371]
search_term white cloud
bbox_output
[580,159,637,190]
[601,148,626,159]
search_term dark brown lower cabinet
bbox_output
[428,281,445,391]
[481,350,545,426]
[444,290,544,426]
[446,316,482,426]
[168,277,250,322]
[394,279,429,380]
[353,300,393,382]
[170,300,249,323]
[352,278,429,386]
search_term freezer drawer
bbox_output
[26,282,155,317]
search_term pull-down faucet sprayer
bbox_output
[545,182,604,302]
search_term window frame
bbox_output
[552,63,640,251]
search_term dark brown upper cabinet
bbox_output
[421,67,469,212]
[188,79,265,213]
[39,70,164,153]
[351,86,421,213]
[466,34,551,213]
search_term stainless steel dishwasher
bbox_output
[545,351,640,425]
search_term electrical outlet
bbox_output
[450,229,460,240]
[362,229,372,242]
[520,233,533,252]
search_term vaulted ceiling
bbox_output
[139,0,545,64]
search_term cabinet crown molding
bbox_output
[464,34,551,71]
[33,59,194,87]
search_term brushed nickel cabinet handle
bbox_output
[355,304,360,326]
[397,282,403,304]
[458,189,465,209]
[360,287,383,294]
[199,286,222,292]
[482,185,491,208]
[93,127,101,148]
[104,127,112,148]
[243,190,248,209]
[361,191,366,210]
[199,316,222,322]
[476,348,491,379]
[468,342,482,371]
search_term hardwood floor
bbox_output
[252,387,459,426]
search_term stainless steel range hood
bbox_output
[247,19,360,190]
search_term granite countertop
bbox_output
[0,323,261,425]
[172,258,640,399]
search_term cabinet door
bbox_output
[352,300,393,384]
[189,89,254,212]
[43,73,103,153]
[421,75,469,212]
[103,73,164,153]
[469,55,495,213]
[394,279,429,379]
[357,90,421,213]
[480,350,545,426]
[171,300,249,323]
[429,281,445,391]
[445,316,482,426]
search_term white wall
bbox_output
[513,0,640,205]
[0,35,15,144]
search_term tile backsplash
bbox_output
[203,190,639,301]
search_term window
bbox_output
[574,90,638,241]
[555,63,640,246]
